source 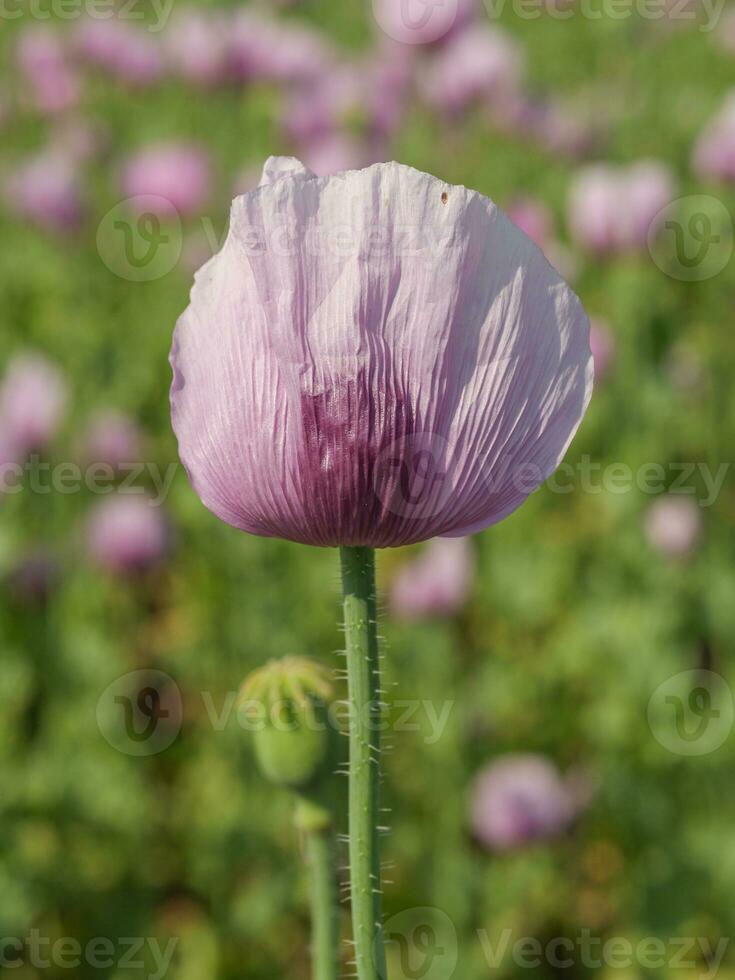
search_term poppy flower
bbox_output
[420,25,524,116]
[3,151,84,234]
[120,142,212,217]
[692,91,735,183]
[589,318,616,382]
[471,754,585,851]
[16,26,80,115]
[0,353,68,454]
[644,495,702,559]
[170,157,592,548]
[567,161,675,254]
[73,18,163,87]
[81,410,142,471]
[391,536,474,618]
[85,494,170,575]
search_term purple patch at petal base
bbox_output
[298,367,423,547]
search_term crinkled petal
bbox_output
[170,158,592,547]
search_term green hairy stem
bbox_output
[340,546,387,980]
[305,828,340,980]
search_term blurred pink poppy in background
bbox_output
[567,161,675,254]
[692,91,735,182]
[281,64,360,146]
[536,100,599,159]
[645,495,703,559]
[228,12,333,84]
[589,318,616,382]
[299,134,366,176]
[73,19,163,87]
[0,353,68,455]
[365,45,414,140]
[85,494,169,575]
[268,22,337,85]
[372,0,476,46]
[282,49,410,158]
[163,8,230,86]
[490,95,598,161]
[506,197,554,249]
[506,196,576,281]
[471,755,584,851]
[718,7,735,53]
[121,142,212,217]
[420,25,524,115]
[16,26,80,115]
[81,411,143,471]
[391,537,474,619]
[3,151,84,233]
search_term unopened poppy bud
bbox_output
[240,657,334,790]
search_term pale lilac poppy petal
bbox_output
[259,156,315,186]
[170,159,592,548]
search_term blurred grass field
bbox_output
[1,0,735,977]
